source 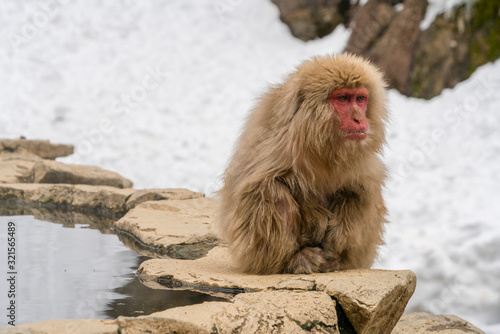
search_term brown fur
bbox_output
[216,53,389,274]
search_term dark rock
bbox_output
[271,0,350,41]
[367,0,427,94]
[345,0,428,95]
[344,0,396,55]
[410,0,500,99]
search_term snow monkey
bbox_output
[216,53,388,274]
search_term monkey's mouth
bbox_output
[344,130,367,141]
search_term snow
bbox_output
[377,62,500,332]
[421,0,475,29]
[1,0,499,331]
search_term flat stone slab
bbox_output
[0,138,73,159]
[150,290,340,333]
[114,198,217,258]
[0,183,134,214]
[392,312,486,334]
[0,183,203,217]
[138,246,416,334]
[5,291,340,334]
[1,145,132,189]
[31,160,133,188]
[9,319,118,334]
[125,188,204,210]
[0,317,205,334]
[0,152,40,183]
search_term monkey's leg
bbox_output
[229,180,303,274]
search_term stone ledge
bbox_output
[10,319,117,334]
[125,188,204,210]
[151,290,340,333]
[0,183,202,216]
[114,197,216,258]
[138,246,416,334]
[392,312,486,334]
[7,311,487,334]
[0,138,73,160]
[0,139,132,188]
[31,160,133,188]
[0,183,134,214]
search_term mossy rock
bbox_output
[410,0,500,99]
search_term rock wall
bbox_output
[345,0,427,95]
[271,0,350,41]
[410,0,500,99]
[274,0,500,99]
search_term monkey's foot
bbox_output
[285,247,325,274]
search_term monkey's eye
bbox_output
[356,96,366,102]
[337,95,348,102]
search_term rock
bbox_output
[116,317,209,334]
[214,291,339,333]
[0,183,135,214]
[0,181,208,219]
[8,319,118,334]
[0,152,40,183]
[271,0,349,41]
[138,246,416,333]
[4,317,210,334]
[149,290,339,333]
[322,270,416,334]
[410,0,500,99]
[31,160,133,188]
[345,0,427,95]
[366,0,427,94]
[0,138,73,159]
[125,188,204,210]
[410,6,470,99]
[149,301,230,332]
[0,139,132,189]
[114,198,218,258]
[344,0,500,99]
[344,0,396,55]
[392,312,486,334]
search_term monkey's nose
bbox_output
[353,115,362,124]
[352,109,364,123]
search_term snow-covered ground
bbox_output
[1,0,499,331]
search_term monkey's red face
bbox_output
[330,87,369,141]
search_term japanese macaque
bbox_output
[216,53,388,274]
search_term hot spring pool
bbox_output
[0,214,223,326]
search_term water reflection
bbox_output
[0,215,223,326]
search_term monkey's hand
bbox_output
[323,218,349,254]
[319,249,340,273]
[285,247,326,274]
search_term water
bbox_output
[0,214,223,326]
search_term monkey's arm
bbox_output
[228,179,326,274]
[323,182,387,270]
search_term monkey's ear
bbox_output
[268,77,305,126]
